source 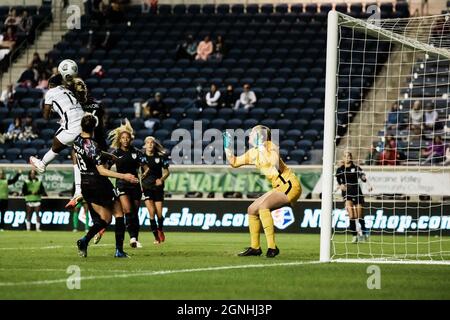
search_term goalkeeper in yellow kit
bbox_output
[224,125,302,258]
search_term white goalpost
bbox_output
[321,10,450,265]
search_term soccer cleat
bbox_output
[65,194,83,209]
[153,239,161,245]
[93,232,103,244]
[135,241,143,248]
[238,247,263,256]
[158,230,165,242]
[29,156,46,174]
[351,236,359,244]
[77,239,88,257]
[114,249,129,258]
[130,237,137,248]
[0,229,4,232]
[266,247,280,258]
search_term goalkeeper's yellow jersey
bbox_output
[233,141,302,203]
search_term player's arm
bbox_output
[141,165,150,180]
[96,164,138,184]
[357,166,373,192]
[43,104,52,120]
[335,168,346,191]
[223,132,254,168]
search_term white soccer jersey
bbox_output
[44,85,85,132]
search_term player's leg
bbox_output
[77,202,112,257]
[154,200,165,242]
[356,202,368,240]
[25,204,32,231]
[145,198,160,244]
[35,205,42,232]
[112,200,128,257]
[83,202,90,232]
[345,200,358,243]
[119,193,138,247]
[256,190,291,257]
[238,192,273,256]
[65,150,83,209]
[132,198,142,247]
[30,135,66,174]
[72,203,80,232]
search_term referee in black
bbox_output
[141,136,170,244]
[335,151,372,243]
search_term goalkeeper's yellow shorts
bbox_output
[273,173,302,204]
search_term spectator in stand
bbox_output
[36,72,49,91]
[205,84,221,108]
[378,137,399,165]
[19,115,38,142]
[409,100,423,136]
[1,27,17,50]
[0,84,15,110]
[31,52,44,75]
[212,35,226,61]
[3,117,23,142]
[4,8,20,31]
[421,135,446,165]
[142,92,169,121]
[18,10,33,40]
[424,102,439,131]
[17,63,37,87]
[234,83,257,110]
[42,54,56,78]
[196,35,213,61]
[108,0,125,24]
[221,85,235,108]
[386,102,401,130]
[176,34,197,61]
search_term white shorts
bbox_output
[55,126,81,146]
[26,202,41,208]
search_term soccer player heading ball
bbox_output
[224,125,302,258]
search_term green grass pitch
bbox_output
[0,231,449,299]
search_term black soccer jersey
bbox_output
[73,135,109,185]
[141,153,169,189]
[335,163,366,197]
[81,97,107,150]
[113,147,144,189]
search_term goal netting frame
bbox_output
[320,11,450,265]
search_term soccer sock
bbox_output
[42,149,59,166]
[157,216,165,231]
[115,217,125,251]
[84,219,108,244]
[248,214,261,249]
[133,213,140,240]
[259,208,276,249]
[359,218,367,232]
[85,212,90,231]
[150,218,159,240]
[349,219,357,236]
[73,212,79,229]
[73,165,82,196]
[36,222,41,231]
[25,220,31,231]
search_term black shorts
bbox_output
[82,180,116,207]
[116,186,142,201]
[143,187,164,202]
[343,194,364,205]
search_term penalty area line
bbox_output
[0,260,323,287]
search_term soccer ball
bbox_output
[58,59,78,83]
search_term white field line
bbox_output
[0,261,323,287]
[0,244,113,251]
[332,258,450,265]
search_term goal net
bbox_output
[320,11,450,264]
